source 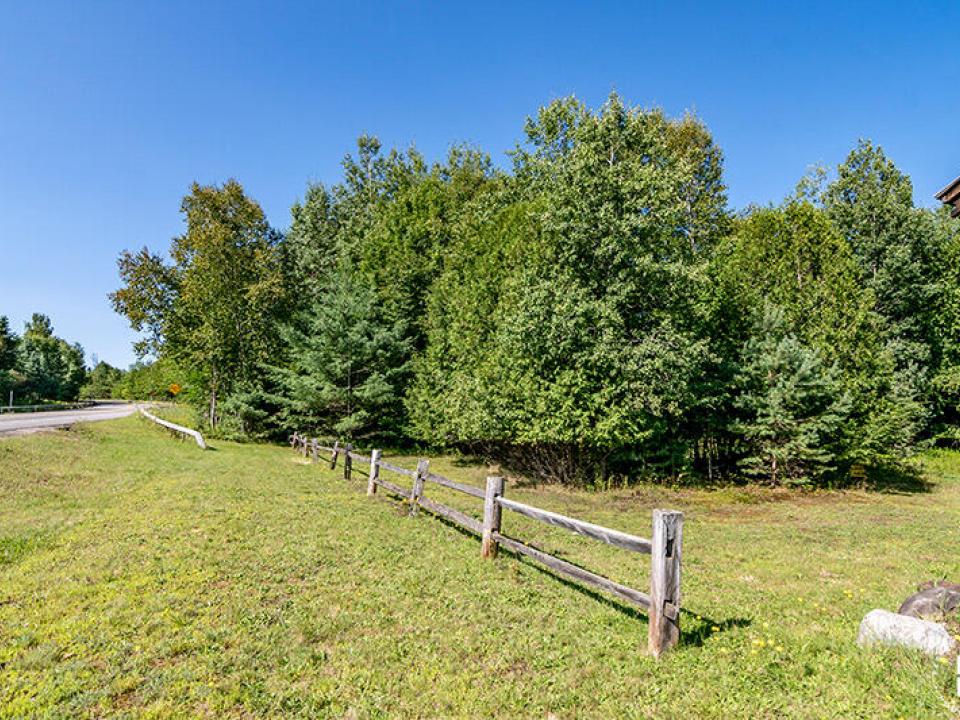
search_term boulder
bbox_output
[857,609,955,656]
[898,581,960,621]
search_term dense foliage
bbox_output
[110,180,290,433]
[79,361,124,399]
[111,94,960,485]
[0,314,87,405]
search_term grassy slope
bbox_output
[1,418,958,718]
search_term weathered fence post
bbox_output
[330,440,340,470]
[409,459,429,516]
[648,509,683,658]
[290,432,299,449]
[481,475,505,559]
[301,436,308,457]
[367,449,382,496]
[311,438,319,464]
[343,443,353,480]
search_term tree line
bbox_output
[0,313,163,403]
[0,314,88,404]
[110,94,960,486]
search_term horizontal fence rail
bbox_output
[492,532,652,610]
[495,496,653,554]
[290,433,684,657]
[140,407,207,449]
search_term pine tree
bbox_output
[0,316,17,402]
[18,314,68,401]
[273,271,411,442]
[732,305,851,485]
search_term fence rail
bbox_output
[495,496,653,554]
[140,407,207,449]
[289,432,683,657]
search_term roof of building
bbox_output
[937,175,960,217]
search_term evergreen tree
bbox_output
[18,314,67,401]
[273,270,411,442]
[713,201,920,471]
[0,316,17,372]
[733,305,850,485]
[0,316,18,402]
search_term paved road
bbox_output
[0,402,137,436]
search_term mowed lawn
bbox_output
[1,418,959,718]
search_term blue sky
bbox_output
[1,1,957,368]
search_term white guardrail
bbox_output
[139,407,207,449]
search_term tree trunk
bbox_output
[209,371,218,429]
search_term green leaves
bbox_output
[9,314,86,403]
[106,96,960,485]
[410,95,726,482]
[111,180,289,430]
[272,270,411,443]
[732,305,851,485]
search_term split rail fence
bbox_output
[290,432,684,657]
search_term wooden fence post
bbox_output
[409,459,429,516]
[481,475,505,559]
[330,440,340,470]
[343,443,353,480]
[290,432,299,449]
[311,438,319,464]
[301,436,308,457]
[367,449,381,496]
[648,509,683,658]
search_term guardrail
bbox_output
[289,433,683,657]
[0,401,96,414]
[140,407,207,449]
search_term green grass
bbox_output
[147,404,196,428]
[1,418,959,718]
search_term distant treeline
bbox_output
[0,314,86,404]
[0,314,177,404]
[110,94,960,486]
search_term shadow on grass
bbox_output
[368,486,752,649]
[855,463,930,494]
[449,450,934,496]
[677,611,752,647]
[500,544,753,646]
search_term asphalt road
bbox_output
[0,402,137,436]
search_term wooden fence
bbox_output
[290,433,683,657]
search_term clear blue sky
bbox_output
[1,1,957,368]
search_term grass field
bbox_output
[1,417,959,718]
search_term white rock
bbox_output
[857,608,956,656]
